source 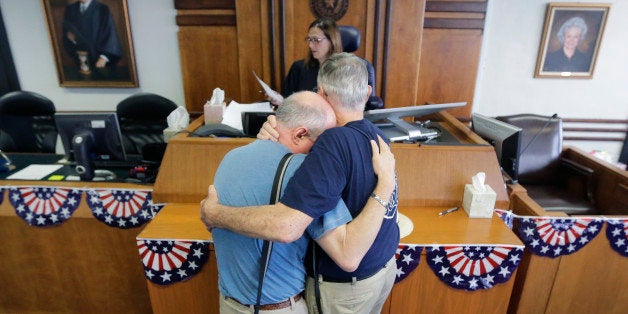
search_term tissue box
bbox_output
[462,184,496,218]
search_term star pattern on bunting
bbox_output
[137,239,209,285]
[518,217,604,258]
[606,219,628,257]
[86,189,163,229]
[425,245,524,291]
[8,186,81,226]
[394,244,423,283]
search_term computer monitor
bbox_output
[55,112,127,181]
[471,113,522,183]
[364,102,466,142]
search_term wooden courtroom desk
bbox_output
[0,155,153,313]
[506,149,628,314]
[137,204,523,314]
[141,112,524,313]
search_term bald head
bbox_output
[275,91,336,153]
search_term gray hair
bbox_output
[557,17,588,43]
[276,92,333,139]
[317,52,369,111]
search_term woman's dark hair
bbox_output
[304,18,343,68]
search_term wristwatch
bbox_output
[371,193,389,209]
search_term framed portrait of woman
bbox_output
[42,0,138,87]
[534,3,610,79]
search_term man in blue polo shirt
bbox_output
[202,53,399,313]
[205,90,396,313]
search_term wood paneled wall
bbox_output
[175,0,487,119]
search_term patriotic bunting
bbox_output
[8,186,81,226]
[494,209,514,230]
[518,217,604,258]
[395,244,423,283]
[606,219,628,257]
[1,186,163,228]
[426,245,524,291]
[137,239,210,285]
[86,189,163,229]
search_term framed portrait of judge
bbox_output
[42,0,138,87]
[534,3,610,79]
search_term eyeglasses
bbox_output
[313,86,328,97]
[305,37,327,44]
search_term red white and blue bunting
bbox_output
[137,239,210,285]
[518,217,604,257]
[606,219,628,257]
[1,186,163,228]
[85,189,164,229]
[8,186,82,226]
[426,245,524,291]
[493,209,628,258]
[395,244,422,283]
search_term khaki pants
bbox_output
[305,257,397,314]
[219,293,308,314]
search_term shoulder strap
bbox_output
[255,153,293,314]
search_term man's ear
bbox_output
[292,127,309,144]
[367,85,373,99]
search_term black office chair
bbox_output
[116,93,178,161]
[338,25,384,111]
[496,114,597,215]
[0,91,58,153]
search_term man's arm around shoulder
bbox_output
[200,186,313,243]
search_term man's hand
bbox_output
[370,135,396,196]
[200,185,220,231]
[257,114,279,142]
[95,57,107,68]
[66,31,76,43]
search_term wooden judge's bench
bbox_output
[141,112,525,313]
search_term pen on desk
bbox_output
[439,207,458,216]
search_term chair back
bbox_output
[116,93,178,156]
[496,114,563,184]
[339,25,360,53]
[338,25,383,110]
[0,91,57,153]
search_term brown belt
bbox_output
[227,293,303,311]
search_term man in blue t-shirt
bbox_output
[205,90,396,313]
[202,53,399,313]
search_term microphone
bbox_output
[518,113,558,157]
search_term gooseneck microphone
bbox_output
[518,113,558,157]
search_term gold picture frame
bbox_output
[42,0,138,87]
[534,3,610,79]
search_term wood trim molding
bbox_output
[423,0,486,30]
[381,0,392,100]
[176,15,236,26]
[425,1,487,13]
[424,18,485,29]
[174,0,235,10]
[268,0,277,87]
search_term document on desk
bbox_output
[6,164,63,180]
[222,100,274,131]
[253,71,283,104]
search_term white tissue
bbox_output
[166,106,189,131]
[209,88,225,106]
[205,88,226,124]
[164,106,189,142]
[472,172,486,192]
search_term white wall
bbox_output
[0,0,184,111]
[1,0,626,160]
[476,0,627,162]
